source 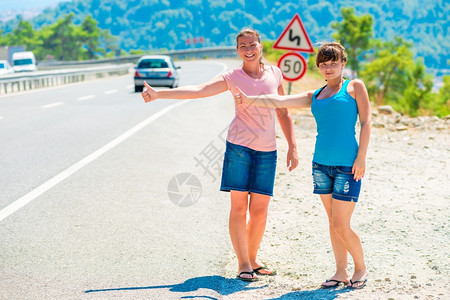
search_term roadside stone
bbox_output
[372,122,385,128]
[369,105,448,132]
[378,105,396,114]
[394,125,408,131]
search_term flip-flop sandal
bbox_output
[236,271,259,282]
[348,278,367,289]
[321,279,348,289]
[253,265,276,276]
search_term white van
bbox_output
[12,51,37,72]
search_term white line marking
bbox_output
[0,116,3,120]
[0,61,229,222]
[0,102,186,222]
[41,102,64,109]
[77,95,94,101]
[126,84,133,89]
[104,89,118,95]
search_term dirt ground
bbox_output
[222,108,449,299]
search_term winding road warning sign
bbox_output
[273,13,314,53]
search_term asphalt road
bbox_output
[0,59,244,299]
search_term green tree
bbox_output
[10,21,36,47]
[0,20,41,50]
[433,75,450,117]
[1,14,118,61]
[331,7,373,77]
[78,15,118,59]
[99,29,118,56]
[80,16,101,59]
[0,29,8,46]
[402,58,435,116]
[361,36,440,116]
[360,37,414,106]
[40,14,84,60]
[306,49,318,73]
[261,40,284,63]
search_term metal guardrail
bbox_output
[38,46,237,68]
[0,46,237,95]
[0,64,132,95]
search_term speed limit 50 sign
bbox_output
[277,52,307,82]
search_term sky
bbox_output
[0,0,70,13]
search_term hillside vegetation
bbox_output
[0,1,448,117]
[0,0,448,70]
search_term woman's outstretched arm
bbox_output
[142,75,228,103]
[234,86,314,109]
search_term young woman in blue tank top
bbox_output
[233,42,371,289]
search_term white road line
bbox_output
[0,61,229,222]
[0,116,3,120]
[104,89,118,95]
[0,101,186,222]
[41,102,64,109]
[77,95,94,101]
[126,84,133,89]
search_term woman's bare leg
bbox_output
[229,190,256,279]
[331,199,368,287]
[320,194,350,286]
[247,192,274,274]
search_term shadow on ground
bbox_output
[85,275,267,298]
[266,286,353,300]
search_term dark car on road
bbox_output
[134,55,180,92]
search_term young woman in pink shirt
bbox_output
[141,28,298,281]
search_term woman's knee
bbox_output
[249,206,268,222]
[331,221,351,237]
[230,203,248,218]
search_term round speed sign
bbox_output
[277,52,307,81]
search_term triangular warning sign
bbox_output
[273,13,314,53]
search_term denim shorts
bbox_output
[312,161,361,202]
[220,141,277,196]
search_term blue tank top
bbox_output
[311,80,358,166]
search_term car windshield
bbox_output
[138,59,168,69]
[14,59,33,66]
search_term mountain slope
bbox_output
[1,0,448,69]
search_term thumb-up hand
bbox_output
[233,86,248,105]
[141,81,158,103]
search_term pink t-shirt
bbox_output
[222,65,283,151]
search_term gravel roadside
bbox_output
[221,110,449,300]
